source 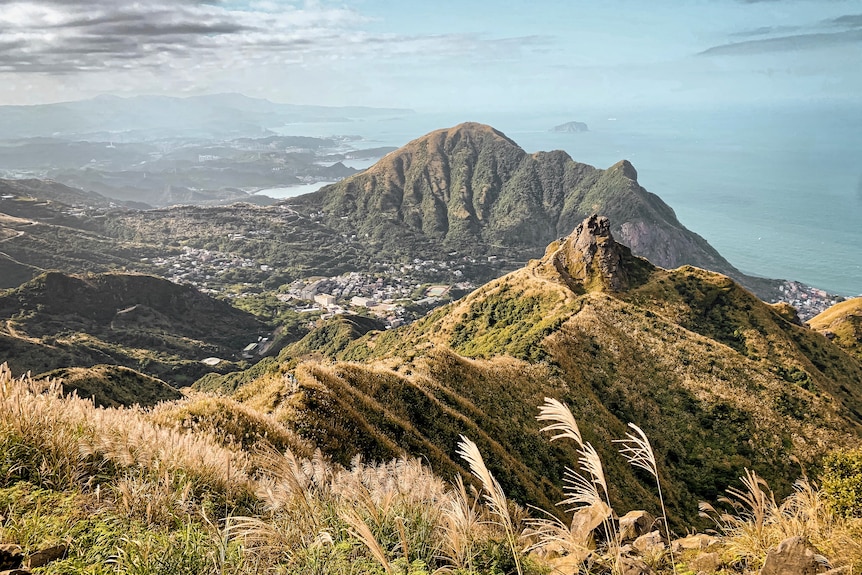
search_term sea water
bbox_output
[274,100,862,296]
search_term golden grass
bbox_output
[2,362,861,574]
[701,471,862,572]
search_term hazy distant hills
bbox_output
[301,122,779,298]
[0,271,267,384]
[0,177,141,209]
[0,93,414,140]
[206,215,862,524]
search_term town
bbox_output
[144,245,477,330]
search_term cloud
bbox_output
[701,13,862,56]
[728,25,802,38]
[700,29,862,55]
[830,14,862,28]
[0,0,545,76]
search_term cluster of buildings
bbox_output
[778,280,846,321]
[142,246,260,294]
[278,272,473,328]
[142,245,476,329]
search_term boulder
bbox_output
[548,553,588,575]
[632,530,665,555]
[0,545,22,571]
[24,544,67,568]
[570,501,611,546]
[619,510,655,542]
[671,533,720,553]
[692,551,722,573]
[619,556,656,575]
[759,536,830,575]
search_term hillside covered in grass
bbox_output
[198,216,862,532]
[810,297,862,362]
[0,271,267,385]
[2,358,861,574]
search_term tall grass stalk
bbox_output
[536,398,620,572]
[456,435,523,575]
[614,422,676,574]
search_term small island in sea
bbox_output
[551,120,589,132]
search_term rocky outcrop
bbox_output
[618,510,655,542]
[23,544,67,569]
[550,215,654,293]
[759,536,830,575]
[0,545,23,571]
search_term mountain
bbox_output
[298,122,779,299]
[0,271,268,384]
[0,93,414,140]
[204,215,862,525]
[0,187,162,290]
[810,298,862,361]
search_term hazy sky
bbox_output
[1,0,860,111]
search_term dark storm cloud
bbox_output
[0,0,367,73]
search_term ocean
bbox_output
[274,100,862,296]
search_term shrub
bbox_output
[822,448,862,518]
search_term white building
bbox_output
[351,296,377,308]
[314,293,336,308]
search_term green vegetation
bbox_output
[822,448,862,518]
[449,284,568,361]
[0,271,265,384]
[1,365,860,574]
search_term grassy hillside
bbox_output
[810,297,862,361]
[2,363,862,574]
[0,271,266,385]
[209,216,862,529]
[35,364,182,408]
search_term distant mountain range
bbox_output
[0,93,414,140]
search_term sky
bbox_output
[0,0,860,111]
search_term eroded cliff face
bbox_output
[547,214,654,293]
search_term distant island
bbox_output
[551,121,589,133]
